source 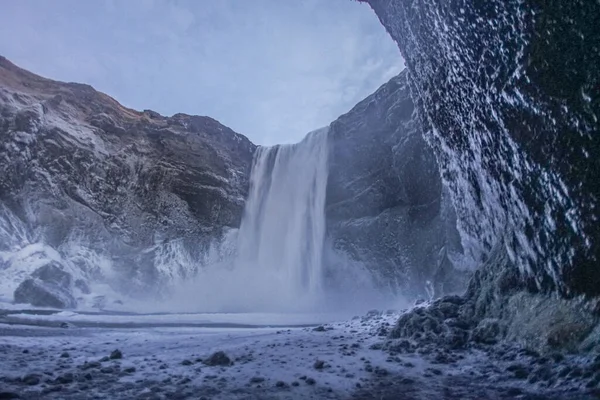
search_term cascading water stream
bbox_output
[233,127,329,310]
[238,128,329,298]
[170,128,331,313]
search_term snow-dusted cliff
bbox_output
[0,56,255,307]
[367,0,600,297]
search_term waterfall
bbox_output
[172,128,330,313]
[234,127,329,309]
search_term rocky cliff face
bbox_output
[326,70,469,299]
[367,0,600,298]
[365,0,600,351]
[0,56,255,306]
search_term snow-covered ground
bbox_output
[0,310,596,399]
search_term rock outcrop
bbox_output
[366,0,600,297]
[0,55,255,303]
[364,0,600,348]
[326,70,469,299]
[13,262,76,308]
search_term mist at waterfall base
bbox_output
[163,128,407,317]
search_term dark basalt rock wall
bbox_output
[0,56,255,300]
[326,70,469,299]
[367,0,600,297]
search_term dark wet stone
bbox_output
[60,352,70,358]
[100,367,115,374]
[181,360,193,366]
[312,326,326,332]
[250,377,265,384]
[305,377,316,385]
[275,381,287,388]
[313,360,325,370]
[110,349,122,360]
[22,374,40,386]
[84,373,92,380]
[56,373,74,384]
[203,351,231,367]
[123,367,136,374]
[513,368,530,380]
[81,361,101,370]
[291,381,300,387]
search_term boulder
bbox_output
[13,262,76,309]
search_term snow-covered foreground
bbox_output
[0,310,596,399]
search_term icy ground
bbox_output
[0,310,597,399]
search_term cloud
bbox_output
[0,0,403,145]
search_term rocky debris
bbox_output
[13,262,76,309]
[312,325,326,332]
[313,360,325,370]
[202,351,232,367]
[472,319,503,345]
[55,372,74,384]
[180,359,193,366]
[249,377,265,384]
[389,295,468,350]
[60,352,70,358]
[22,374,40,386]
[110,349,123,360]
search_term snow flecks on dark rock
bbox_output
[365,0,600,297]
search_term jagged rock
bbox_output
[472,319,504,345]
[22,374,40,386]
[366,0,600,296]
[13,262,76,309]
[202,351,231,367]
[109,349,122,360]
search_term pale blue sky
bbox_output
[0,0,403,145]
